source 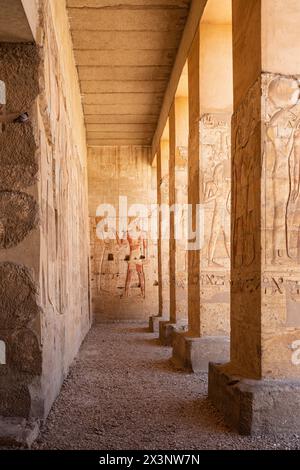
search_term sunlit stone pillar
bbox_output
[159,97,189,344]
[149,147,164,332]
[149,138,170,332]
[174,97,189,325]
[209,0,300,435]
[172,19,233,372]
[160,138,171,320]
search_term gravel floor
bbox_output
[34,323,300,450]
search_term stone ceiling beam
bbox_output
[151,0,207,160]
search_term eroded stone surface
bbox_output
[0,262,39,330]
[0,381,32,418]
[10,329,42,375]
[0,123,38,191]
[0,44,40,113]
[0,191,38,249]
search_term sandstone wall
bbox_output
[0,0,91,419]
[88,145,158,322]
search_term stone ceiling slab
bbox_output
[78,66,172,82]
[74,49,176,67]
[72,31,182,50]
[68,1,190,8]
[85,114,158,124]
[81,81,167,93]
[82,93,163,106]
[68,8,187,31]
[86,123,156,132]
[0,0,33,42]
[67,0,191,145]
[83,103,161,115]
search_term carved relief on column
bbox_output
[161,170,170,317]
[262,74,300,330]
[230,78,262,376]
[200,113,231,336]
[261,74,300,376]
[175,145,188,320]
[231,78,261,274]
[263,73,300,268]
[231,74,300,378]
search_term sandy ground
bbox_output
[34,323,300,450]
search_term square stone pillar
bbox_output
[172,23,233,372]
[174,97,189,327]
[150,137,170,333]
[209,0,300,435]
[149,146,165,333]
[159,97,189,345]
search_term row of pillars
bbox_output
[150,0,300,436]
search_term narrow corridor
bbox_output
[34,324,300,450]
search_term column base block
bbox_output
[158,320,188,346]
[149,315,166,333]
[208,362,300,435]
[0,418,40,448]
[172,333,230,373]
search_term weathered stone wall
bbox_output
[88,145,158,321]
[160,141,170,318]
[0,0,91,419]
[0,42,42,418]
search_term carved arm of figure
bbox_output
[142,237,148,260]
[204,180,218,203]
[115,229,128,247]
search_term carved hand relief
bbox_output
[200,113,231,269]
[232,78,261,269]
[263,74,300,267]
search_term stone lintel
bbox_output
[208,362,300,435]
[172,333,229,373]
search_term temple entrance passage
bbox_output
[34,323,299,450]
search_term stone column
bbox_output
[175,97,189,328]
[209,0,300,435]
[159,97,189,344]
[160,139,171,320]
[149,146,164,332]
[172,22,233,372]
